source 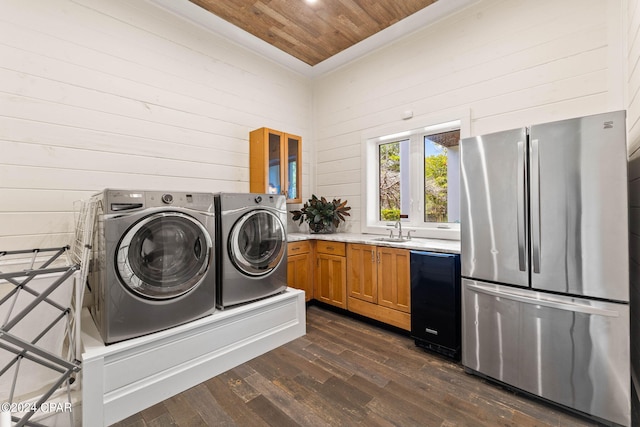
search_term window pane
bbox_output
[287,137,298,200]
[379,141,401,221]
[268,132,281,195]
[424,130,460,223]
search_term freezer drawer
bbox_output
[462,279,630,426]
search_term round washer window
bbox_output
[116,212,212,299]
[229,210,285,276]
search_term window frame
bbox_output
[361,110,470,240]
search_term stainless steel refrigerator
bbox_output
[460,110,630,426]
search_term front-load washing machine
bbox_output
[89,189,216,344]
[215,193,287,308]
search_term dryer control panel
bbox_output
[102,189,215,213]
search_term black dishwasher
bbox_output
[410,251,461,360]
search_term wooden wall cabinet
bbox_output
[249,127,302,203]
[287,241,313,302]
[347,244,411,330]
[314,241,347,309]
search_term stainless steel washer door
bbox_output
[229,210,285,276]
[116,212,212,299]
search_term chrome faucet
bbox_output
[386,214,410,239]
[395,219,403,239]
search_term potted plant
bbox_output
[291,195,351,233]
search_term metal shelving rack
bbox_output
[0,248,80,427]
[0,196,97,426]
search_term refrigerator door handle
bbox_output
[466,283,620,317]
[530,138,541,274]
[517,140,526,272]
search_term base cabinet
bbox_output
[377,247,411,313]
[347,244,411,330]
[287,241,313,301]
[314,241,347,309]
[286,239,414,330]
[347,243,378,303]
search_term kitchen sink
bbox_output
[371,237,412,243]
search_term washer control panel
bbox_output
[103,189,214,212]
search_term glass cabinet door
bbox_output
[268,131,283,195]
[250,128,302,203]
[285,134,302,203]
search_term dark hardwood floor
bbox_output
[113,305,600,427]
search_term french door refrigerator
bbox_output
[460,110,630,427]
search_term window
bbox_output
[364,115,467,239]
[378,139,407,221]
[423,129,460,223]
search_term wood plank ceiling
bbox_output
[188,0,438,66]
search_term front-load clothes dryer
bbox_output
[215,193,287,308]
[88,189,216,344]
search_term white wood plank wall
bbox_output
[627,0,640,399]
[313,0,624,233]
[629,0,640,155]
[0,0,312,250]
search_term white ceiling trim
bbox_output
[147,0,477,78]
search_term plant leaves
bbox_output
[289,195,351,228]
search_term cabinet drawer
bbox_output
[288,241,311,255]
[316,241,346,256]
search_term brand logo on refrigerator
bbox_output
[604,121,614,129]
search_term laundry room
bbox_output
[2,0,640,426]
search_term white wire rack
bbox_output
[70,196,99,360]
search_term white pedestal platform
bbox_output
[81,288,306,426]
